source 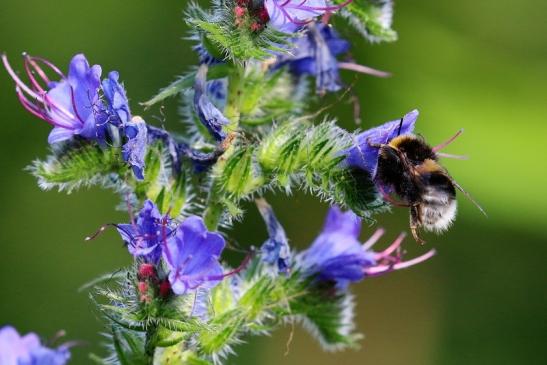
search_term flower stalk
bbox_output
[0,0,462,364]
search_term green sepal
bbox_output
[333,0,397,43]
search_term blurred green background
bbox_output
[1,1,546,364]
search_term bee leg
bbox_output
[410,205,426,245]
[366,138,383,149]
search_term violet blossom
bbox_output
[2,53,103,144]
[193,65,230,142]
[163,216,226,295]
[122,116,148,180]
[300,206,435,288]
[256,198,291,274]
[343,109,418,178]
[275,23,391,93]
[265,0,342,33]
[0,326,70,365]
[116,199,172,264]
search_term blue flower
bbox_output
[256,198,291,274]
[343,109,418,178]
[0,326,70,365]
[2,53,103,144]
[101,71,131,125]
[276,23,390,94]
[116,200,172,264]
[300,206,435,287]
[122,116,148,180]
[300,206,374,287]
[193,65,230,142]
[163,216,226,295]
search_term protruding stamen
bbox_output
[29,56,65,79]
[84,223,118,241]
[362,228,385,250]
[16,87,53,124]
[2,53,42,101]
[365,249,436,276]
[432,129,464,152]
[338,62,391,78]
[436,152,469,160]
[375,232,406,259]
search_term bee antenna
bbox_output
[449,177,488,217]
[396,117,403,136]
[432,129,464,152]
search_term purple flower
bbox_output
[101,71,131,125]
[122,116,148,180]
[275,23,391,94]
[116,200,172,264]
[0,326,70,365]
[256,199,291,274]
[193,65,229,142]
[343,109,418,178]
[300,206,435,288]
[300,206,374,287]
[163,216,226,295]
[2,53,103,144]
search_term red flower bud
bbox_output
[138,263,156,279]
[137,281,148,295]
[257,7,270,23]
[250,22,262,32]
[234,6,246,18]
[159,280,172,298]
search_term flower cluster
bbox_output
[0,326,70,365]
[116,200,230,297]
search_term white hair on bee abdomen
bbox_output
[421,187,457,233]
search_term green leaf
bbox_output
[28,143,127,193]
[141,64,231,109]
[290,284,362,350]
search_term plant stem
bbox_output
[203,66,244,231]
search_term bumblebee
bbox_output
[372,124,486,244]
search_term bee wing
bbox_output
[446,175,488,217]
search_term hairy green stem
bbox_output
[203,66,245,230]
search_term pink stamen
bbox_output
[375,232,406,259]
[42,93,79,127]
[365,249,436,276]
[432,129,464,152]
[338,62,391,78]
[16,88,53,124]
[23,55,47,94]
[187,249,255,287]
[362,228,385,250]
[29,56,65,79]
[2,54,42,101]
